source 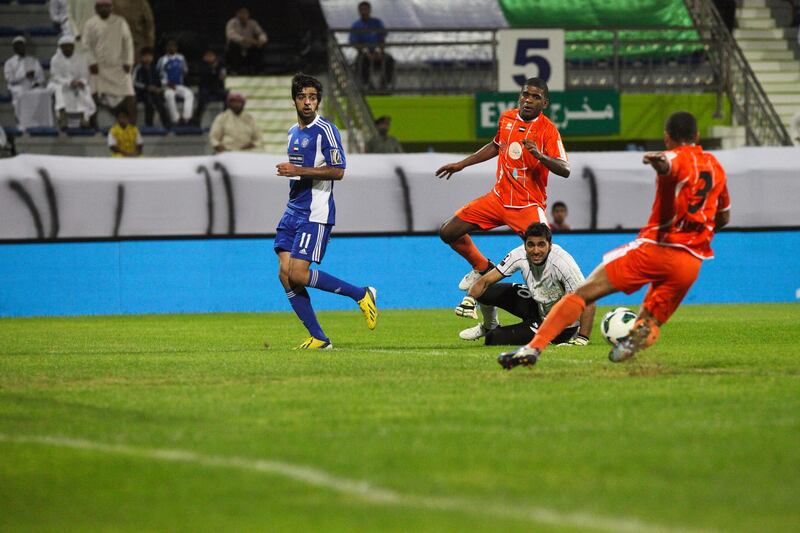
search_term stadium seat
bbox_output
[18,0,48,5]
[26,127,59,136]
[27,26,59,36]
[140,126,168,136]
[0,90,10,103]
[172,125,204,136]
[39,59,50,70]
[64,128,97,137]
[0,27,18,36]
[4,126,21,137]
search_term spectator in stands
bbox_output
[83,0,137,124]
[68,0,97,44]
[366,115,402,153]
[157,39,194,126]
[49,34,96,129]
[209,92,260,153]
[550,201,571,232]
[349,1,394,90]
[108,108,142,157]
[225,7,268,75]
[133,47,170,128]
[193,49,228,127]
[49,0,72,37]
[112,0,155,61]
[3,36,49,126]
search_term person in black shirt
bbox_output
[193,49,229,127]
[132,46,170,127]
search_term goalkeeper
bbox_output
[455,222,595,346]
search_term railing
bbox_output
[684,0,793,146]
[325,31,378,154]
[332,27,716,94]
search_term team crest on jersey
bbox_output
[330,148,342,165]
[301,137,310,148]
[505,122,512,130]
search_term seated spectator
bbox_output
[49,0,72,37]
[193,49,228,127]
[349,1,394,90]
[225,7,267,75]
[83,0,137,124]
[209,92,260,153]
[3,36,53,128]
[550,201,571,232]
[366,115,402,153]
[156,39,194,126]
[49,35,96,129]
[108,108,142,157]
[133,47,170,127]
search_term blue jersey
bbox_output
[285,115,346,225]
[156,53,187,86]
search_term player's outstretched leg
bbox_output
[497,346,540,370]
[609,317,660,362]
[308,269,378,329]
[357,286,378,330]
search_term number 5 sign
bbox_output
[497,29,565,92]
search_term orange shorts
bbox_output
[455,192,547,237]
[603,240,702,325]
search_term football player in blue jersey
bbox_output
[273,74,378,349]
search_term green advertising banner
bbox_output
[476,91,620,137]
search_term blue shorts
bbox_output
[274,211,332,264]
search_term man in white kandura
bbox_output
[455,222,595,346]
[49,34,96,128]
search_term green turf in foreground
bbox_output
[1,303,799,532]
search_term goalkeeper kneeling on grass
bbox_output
[454,222,595,346]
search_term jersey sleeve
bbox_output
[320,122,346,168]
[495,246,526,277]
[543,123,567,161]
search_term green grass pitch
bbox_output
[1,303,799,532]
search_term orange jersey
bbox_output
[491,109,567,209]
[638,145,730,260]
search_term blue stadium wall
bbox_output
[0,231,798,317]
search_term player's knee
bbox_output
[438,222,454,243]
[288,268,309,287]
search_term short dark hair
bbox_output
[115,108,130,119]
[139,46,154,56]
[374,115,390,125]
[291,73,323,103]
[552,201,567,211]
[358,1,371,9]
[524,222,552,243]
[665,111,698,143]
[523,77,549,100]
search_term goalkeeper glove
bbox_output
[558,334,590,347]
[454,295,478,319]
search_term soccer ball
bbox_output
[600,307,638,346]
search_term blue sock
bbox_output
[286,287,328,341]
[308,270,365,301]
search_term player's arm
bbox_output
[714,184,731,230]
[521,139,570,177]
[576,302,596,341]
[643,151,670,175]
[276,163,344,181]
[455,268,503,319]
[435,142,499,180]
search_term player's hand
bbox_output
[557,335,589,347]
[642,151,666,164]
[521,139,542,159]
[454,295,478,319]
[435,162,463,180]
[276,162,300,177]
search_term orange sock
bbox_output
[529,293,586,351]
[450,235,490,271]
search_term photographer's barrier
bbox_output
[0,231,797,317]
[1,147,799,241]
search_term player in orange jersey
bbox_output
[497,111,731,370]
[435,78,570,294]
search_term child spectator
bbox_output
[133,46,170,127]
[193,49,228,127]
[108,108,143,157]
[156,38,194,125]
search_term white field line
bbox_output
[0,433,710,533]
